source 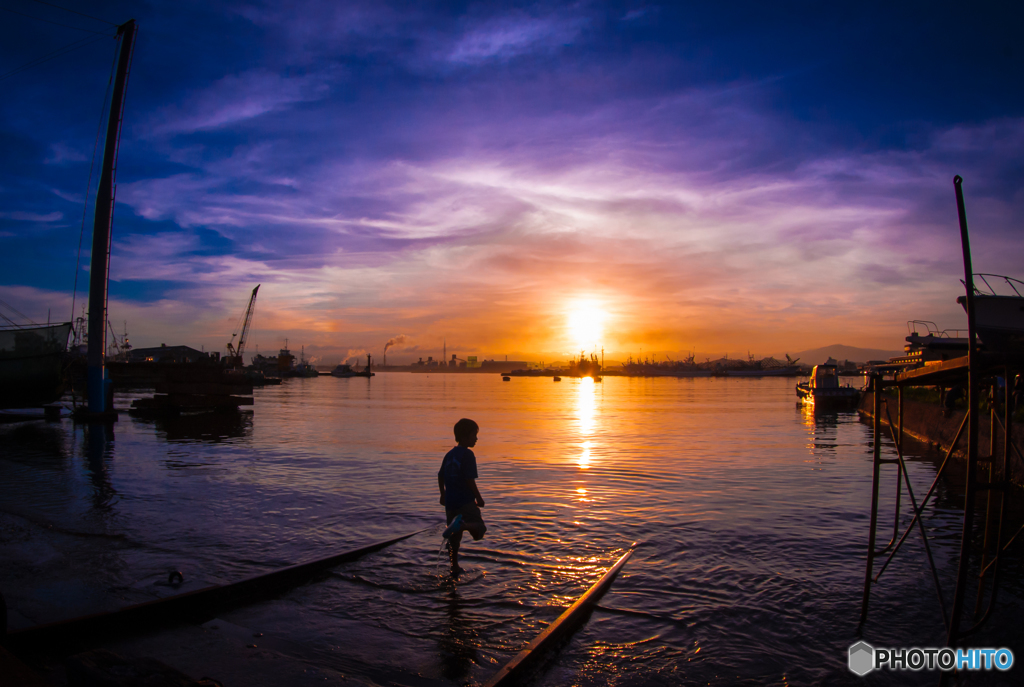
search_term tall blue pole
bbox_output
[87,20,136,413]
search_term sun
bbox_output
[567,301,606,350]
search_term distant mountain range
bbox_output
[782,344,902,366]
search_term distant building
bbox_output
[129,344,211,364]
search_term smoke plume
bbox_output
[383,335,409,353]
[344,349,368,364]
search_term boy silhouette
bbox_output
[438,418,487,576]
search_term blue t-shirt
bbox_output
[439,446,478,510]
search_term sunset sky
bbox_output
[2,1,1023,364]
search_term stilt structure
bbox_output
[859,177,1023,680]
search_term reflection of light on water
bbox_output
[576,377,597,470]
[576,487,589,502]
[577,377,595,435]
[579,440,591,469]
[799,402,816,429]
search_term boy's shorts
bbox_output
[446,501,486,540]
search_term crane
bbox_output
[226,284,259,368]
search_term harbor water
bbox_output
[1,374,1021,685]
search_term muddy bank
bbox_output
[859,391,1024,489]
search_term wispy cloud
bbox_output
[0,210,63,222]
[44,142,88,165]
[446,13,586,63]
[146,69,332,134]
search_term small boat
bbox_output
[956,274,1024,352]
[287,361,319,377]
[330,354,374,378]
[285,345,320,377]
[502,376,511,381]
[553,376,561,382]
[796,360,860,408]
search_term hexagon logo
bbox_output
[848,641,875,676]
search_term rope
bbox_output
[0,297,37,326]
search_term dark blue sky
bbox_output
[2,1,1022,360]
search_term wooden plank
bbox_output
[3,528,428,657]
[894,351,1024,386]
[895,356,968,385]
[483,544,637,687]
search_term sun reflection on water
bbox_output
[576,377,597,470]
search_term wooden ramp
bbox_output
[3,528,428,657]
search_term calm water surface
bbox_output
[1,374,1021,685]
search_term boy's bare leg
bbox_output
[448,529,464,574]
[463,520,487,541]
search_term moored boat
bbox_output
[796,360,860,408]
[956,274,1024,352]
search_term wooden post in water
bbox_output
[87,20,136,414]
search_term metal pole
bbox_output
[947,175,980,649]
[892,387,903,545]
[860,375,883,623]
[87,20,136,413]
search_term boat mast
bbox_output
[87,19,136,413]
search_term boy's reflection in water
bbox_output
[439,585,479,681]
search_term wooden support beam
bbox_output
[483,544,636,687]
[3,528,427,658]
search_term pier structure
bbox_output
[859,177,1023,675]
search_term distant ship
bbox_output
[568,351,602,378]
[330,354,375,378]
[622,354,711,377]
[723,354,802,377]
[251,342,296,378]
